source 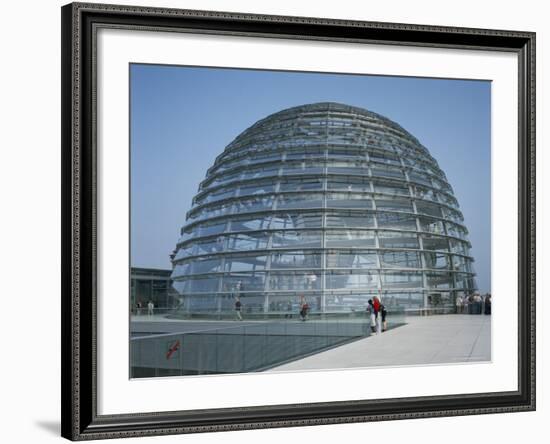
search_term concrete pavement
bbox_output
[267,314,491,371]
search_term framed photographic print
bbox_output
[61,2,536,440]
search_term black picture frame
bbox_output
[61,2,536,440]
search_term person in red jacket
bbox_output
[373,295,382,333]
[373,295,381,314]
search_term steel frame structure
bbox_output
[170,102,477,314]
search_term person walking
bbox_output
[299,296,309,321]
[136,300,142,316]
[373,295,383,333]
[367,299,377,333]
[234,297,243,321]
[456,295,463,314]
[147,300,154,316]
[468,293,475,314]
[473,292,482,314]
[484,294,492,315]
[380,303,388,332]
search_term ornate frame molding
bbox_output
[61,2,535,440]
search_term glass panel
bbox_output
[411,185,438,202]
[249,151,282,164]
[226,233,269,251]
[408,170,432,187]
[268,271,322,291]
[210,156,247,174]
[381,272,422,288]
[189,202,233,221]
[206,170,242,188]
[326,271,378,289]
[445,222,468,239]
[371,165,405,179]
[325,230,376,248]
[376,198,413,212]
[174,244,195,260]
[235,196,274,213]
[229,215,271,232]
[422,234,449,252]
[279,177,324,192]
[190,257,223,274]
[282,162,324,175]
[442,207,464,223]
[198,221,227,237]
[326,193,373,209]
[171,279,188,294]
[327,132,357,145]
[327,161,369,175]
[380,251,420,268]
[277,194,323,209]
[423,252,450,270]
[200,187,236,204]
[269,213,321,230]
[449,239,468,255]
[449,255,470,272]
[242,165,280,180]
[326,212,375,228]
[271,231,322,249]
[270,251,322,269]
[418,216,444,234]
[171,262,191,276]
[377,212,417,230]
[454,273,473,290]
[179,228,195,243]
[238,181,276,197]
[285,147,324,160]
[433,178,453,193]
[438,192,458,208]
[289,213,324,229]
[225,255,268,272]
[372,180,410,196]
[368,149,401,165]
[195,237,226,255]
[221,272,266,291]
[416,200,442,218]
[378,232,419,249]
[382,292,424,307]
[326,251,377,268]
[327,176,371,192]
[187,276,220,293]
[426,272,453,289]
[326,147,364,160]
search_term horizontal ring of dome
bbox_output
[189,189,461,220]
[197,167,454,203]
[202,151,446,190]
[211,136,439,174]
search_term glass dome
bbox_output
[171,102,476,315]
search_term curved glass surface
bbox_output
[171,102,477,314]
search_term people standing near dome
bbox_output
[380,303,388,332]
[234,297,243,321]
[373,296,382,333]
[484,294,492,315]
[299,296,309,321]
[367,299,377,333]
[456,295,463,314]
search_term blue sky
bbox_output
[130,64,491,293]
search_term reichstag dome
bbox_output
[171,102,477,315]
